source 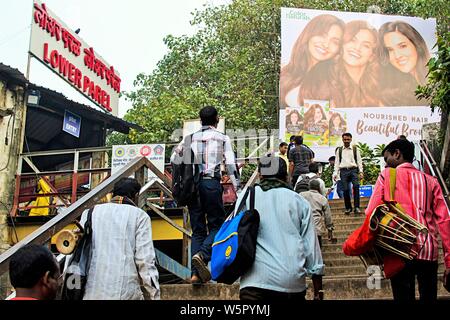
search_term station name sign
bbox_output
[29,1,121,115]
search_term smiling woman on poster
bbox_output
[329,112,347,137]
[303,104,328,135]
[286,109,304,134]
[378,21,431,106]
[280,14,344,109]
[299,20,382,108]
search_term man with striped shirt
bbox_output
[366,139,450,300]
[80,178,160,300]
[172,106,240,284]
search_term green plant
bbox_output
[374,144,386,157]
[356,142,381,185]
[321,163,334,188]
[240,162,258,184]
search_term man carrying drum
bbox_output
[365,139,450,301]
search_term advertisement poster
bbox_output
[280,8,439,161]
[112,144,166,177]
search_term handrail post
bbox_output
[71,150,79,203]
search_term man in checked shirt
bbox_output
[172,106,240,284]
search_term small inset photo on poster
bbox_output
[303,100,329,146]
[328,110,348,147]
[284,107,304,141]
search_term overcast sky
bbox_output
[0,0,231,117]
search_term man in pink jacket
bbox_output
[365,139,450,300]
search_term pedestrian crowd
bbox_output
[7,107,449,301]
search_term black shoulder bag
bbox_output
[61,207,94,300]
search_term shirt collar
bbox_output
[110,196,137,207]
[396,162,416,169]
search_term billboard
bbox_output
[280,8,439,161]
[30,1,121,115]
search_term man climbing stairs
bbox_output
[159,197,450,300]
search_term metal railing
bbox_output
[0,156,168,276]
[11,147,111,217]
[418,140,450,208]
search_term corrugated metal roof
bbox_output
[0,63,28,85]
[0,62,143,134]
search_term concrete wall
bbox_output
[0,79,27,297]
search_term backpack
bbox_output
[171,134,201,206]
[295,174,318,193]
[61,207,94,300]
[337,145,358,165]
[211,186,260,284]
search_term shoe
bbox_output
[354,208,362,214]
[192,253,211,283]
[344,209,352,215]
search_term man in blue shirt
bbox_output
[238,154,324,300]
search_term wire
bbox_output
[0,24,31,48]
[0,200,19,243]
[0,97,17,172]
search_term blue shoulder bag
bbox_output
[211,186,259,284]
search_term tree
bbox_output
[417,32,450,180]
[117,0,449,147]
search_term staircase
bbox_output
[160,197,450,300]
[313,198,450,300]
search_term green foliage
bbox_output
[120,0,450,145]
[321,163,334,188]
[374,144,386,157]
[356,142,381,185]
[240,163,258,184]
[416,32,450,115]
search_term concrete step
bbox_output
[324,257,361,267]
[160,279,450,300]
[330,230,362,239]
[320,251,445,264]
[320,241,445,254]
[321,236,352,244]
[161,283,239,300]
[325,265,367,276]
[330,216,366,223]
[329,198,371,206]
[322,251,350,260]
[305,277,450,300]
[330,206,366,215]
[321,243,346,253]
[325,263,446,276]
[333,223,364,231]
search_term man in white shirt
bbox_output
[81,177,160,300]
[332,133,363,215]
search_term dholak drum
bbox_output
[368,203,428,260]
[55,221,84,255]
